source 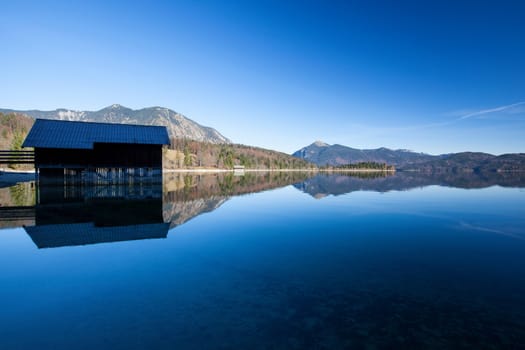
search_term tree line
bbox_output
[0,112,34,170]
[166,138,316,170]
[324,162,396,171]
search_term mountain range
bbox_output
[292,141,438,167]
[2,105,524,172]
[293,141,525,172]
[0,104,230,144]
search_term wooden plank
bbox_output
[0,150,35,164]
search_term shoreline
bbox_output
[163,168,395,173]
[318,169,396,173]
[0,168,35,174]
[163,168,319,173]
[1,168,395,175]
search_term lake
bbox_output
[1,171,524,349]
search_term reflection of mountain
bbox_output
[164,196,228,229]
[162,172,311,228]
[294,172,525,198]
[24,184,169,249]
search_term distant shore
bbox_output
[319,168,396,173]
[163,168,395,173]
[1,167,396,175]
[163,168,318,173]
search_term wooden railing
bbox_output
[0,150,35,164]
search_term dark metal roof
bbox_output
[22,119,170,149]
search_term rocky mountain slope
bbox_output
[0,104,230,144]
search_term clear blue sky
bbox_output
[1,1,524,154]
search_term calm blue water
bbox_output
[1,173,525,349]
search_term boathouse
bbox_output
[22,119,170,177]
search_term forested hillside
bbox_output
[0,112,34,151]
[0,112,34,169]
[166,139,316,170]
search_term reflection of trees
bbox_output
[162,172,314,228]
[8,182,36,206]
[163,171,313,203]
[328,171,394,179]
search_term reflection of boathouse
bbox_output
[24,197,169,249]
[23,183,169,249]
[22,119,170,182]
